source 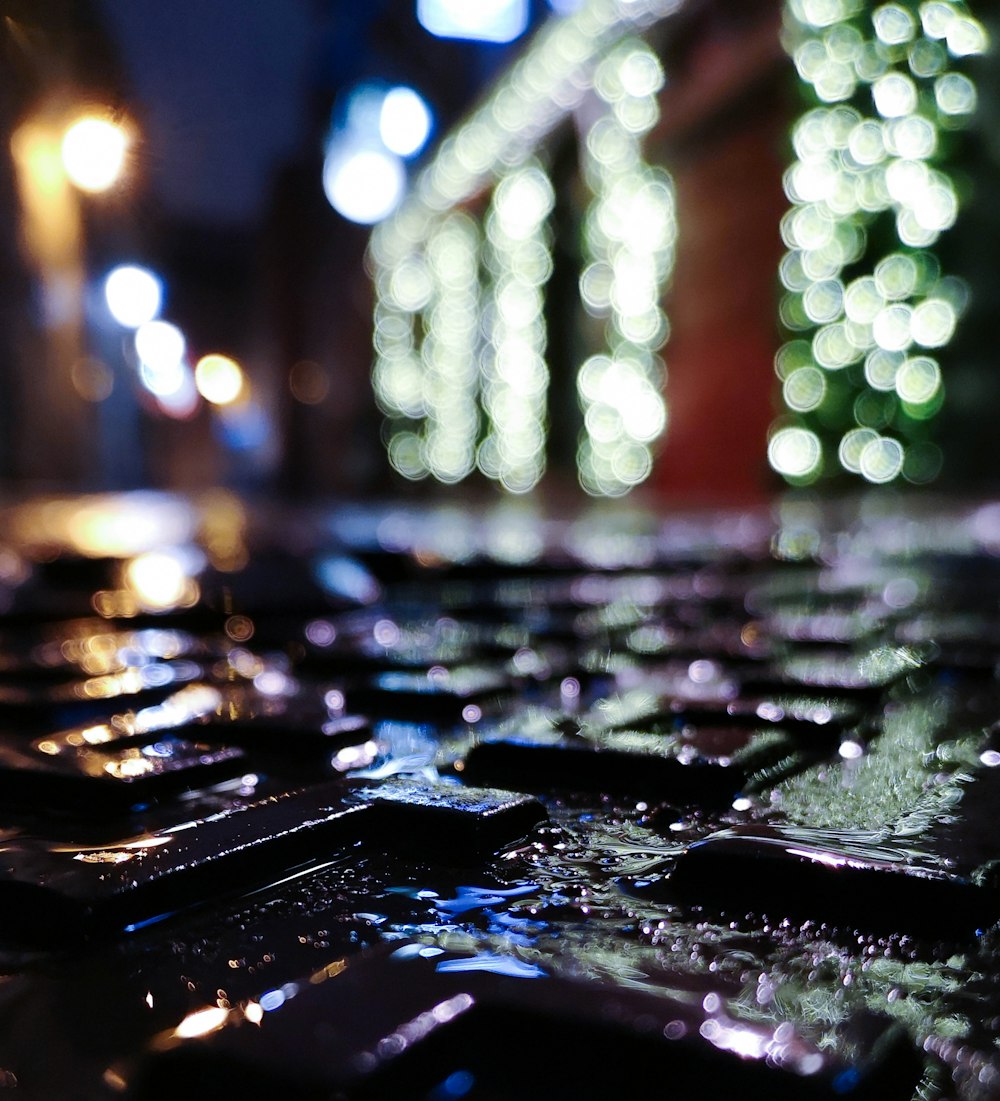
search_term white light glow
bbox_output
[61,116,127,192]
[135,320,185,372]
[139,357,187,398]
[417,0,529,43]
[768,426,822,478]
[380,87,433,158]
[369,0,692,496]
[173,1006,229,1040]
[859,434,905,482]
[143,361,199,419]
[125,552,193,610]
[104,265,163,329]
[323,146,405,225]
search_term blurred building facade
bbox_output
[2,0,998,502]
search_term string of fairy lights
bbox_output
[576,39,673,496]
[369,0,679,494]
[770,0,988,486]
[480,164,555,492]
[371,0,988,495]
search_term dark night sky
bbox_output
[97,0,543,227]
[99,0,346,225]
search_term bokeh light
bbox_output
[859,434,905,483]
[217,400,272,452]
[772,0,987,485]
[104,265,163,329]
[71,357,115,403]
[577,37,672,496]
[896,354,941,404]
[61,115,128,193]
[369,0,687,495]
[289,360,330,405]
[379,87,434,158]
[479,163,554,492]
[150,366,199,419]
[768,426,822,480]
[194,354,245,406]
[135,320,185,375]
[323,146,406,225]
[134,320,200,418]
[124,550,199,612]
[417,0,530,43]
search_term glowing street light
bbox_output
[61,115,128,193]
[104,264,163,329]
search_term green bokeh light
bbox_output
[773,0,987,486]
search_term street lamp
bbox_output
[10,104,134,483]
[61,114,129,193]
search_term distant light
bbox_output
[104,265,163,329]
[172,1006,229,1040]
[195,354,244,405]
[152,366,200,419]
[895,355,941,403]
[873,73,918,119]
[323,146,405,224]
[217,400,271,451]
[935,72,977,116]
[315,556,382,605]
[259,988,286,1013]
[125,551,192,610]
[134,320,198,416]
[289,359,330,405]
[135,320,185,372]
[859,435,905,483]
[768,426,822,478]
[417,0,529,43]
[839,427,879,473]
[139,357,186,399]
[61,116,127,192]
[380,87,433,158]
[343,83,387,136]
[71,357,114,402]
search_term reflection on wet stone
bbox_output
[0,497,996,1095]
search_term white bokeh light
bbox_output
[138,357,187,399]
[768,426,822,478]
[104,265,163,329]
[417,0,529,43]
[379,87,433,158]
[135,320,185,372]
[134,320,196,414]
[61,116,127,192]
[323,145,406,225]
[152,364,200,418]
[859,434,905,483]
